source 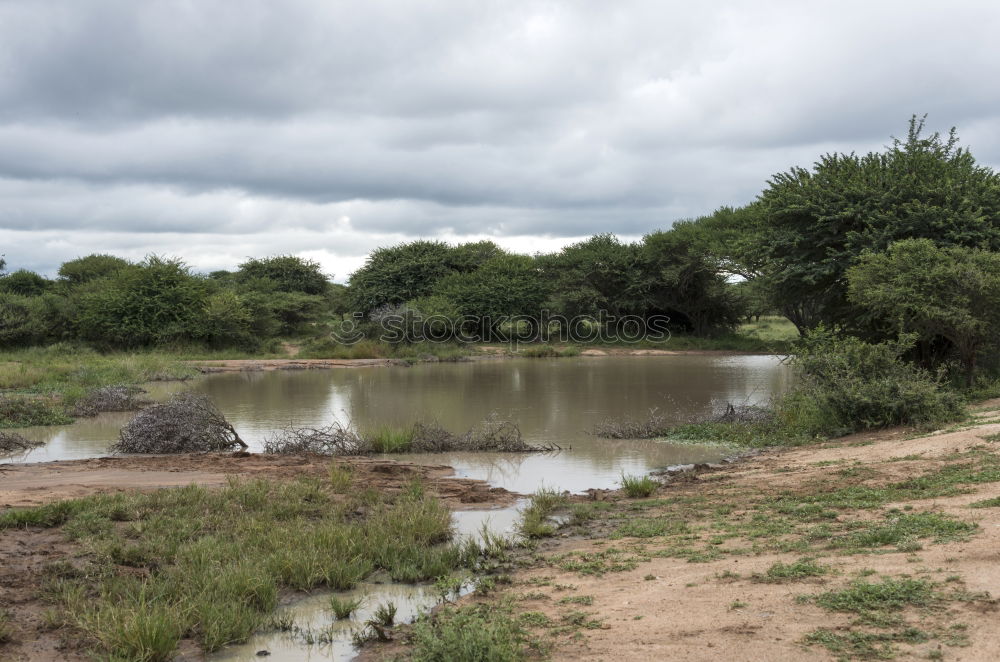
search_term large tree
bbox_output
[538,234,644,319]
[236,255,329,295]
[347,241,456,315]
[757,116,1000,334]
[847,238,1000,381]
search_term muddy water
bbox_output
[188,354,789,492]
[5,355,789,492]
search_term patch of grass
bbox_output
[832,512,977,550]
[370,601,397,627]
[753,557,829,582]
[517,344,580,358]
[968,496,1000,508]
[327,463,353,493]
[804,627,929,660]
[0,609,11,644]
[519,488,568,539]
[362,424,415,453]
[0,395,73,428]
[410,601,540,662]
[610,518,689,539]
[553,548,643,576]
[329,595,363,619]
[1,478,497,660]
[557,595,593,606]
[619,473,658,498]
[813,577,936,616]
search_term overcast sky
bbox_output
[2,0,999,281]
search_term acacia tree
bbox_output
[639,222,741,336]
[847,238,1000,382]
[538,234,644,319]
[758,116,1000,335]
[347,241,456,315]
[236,255,329,295]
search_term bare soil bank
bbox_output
[366,405,1000,662]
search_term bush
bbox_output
[113,393,246,453]
[780,329,965,436]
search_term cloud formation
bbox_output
[1,0,999,278]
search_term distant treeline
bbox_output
[3,117,1000,381]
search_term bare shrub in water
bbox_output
[712,402,774,425]
[262,422,368,455]
[264,415,557,456]
[112,392,246,453]
[591,407,672,439]
[592,400,774,439]
[0,431,42,453]
[71,384,150,417]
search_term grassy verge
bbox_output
[0,475,508,660]
[297,338,474,361]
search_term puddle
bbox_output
[210,503,524,662]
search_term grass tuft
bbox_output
[329,595,363,620]
[619,473,658,498]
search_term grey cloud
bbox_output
[1,0,1000,276]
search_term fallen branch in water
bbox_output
[0,431,43,453]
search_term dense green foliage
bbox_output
[781,330,965,436]
[755,116,1000,333]
[847,239,1000,380]
[0,254,332,351]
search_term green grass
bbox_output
[517,344,580,358]
[0,345,198,427]
[0,609,11,644]
[362,424,416,453]
[370,601,397,627]
[619,473,658,498]
[804,627,929,660]
[518,488,568,538]
[329,595,363,619]
[737,316,799,343]
[297,339,473,362]
[610,518,689,539]
[968,496,1000,508]
[0,395,73,428]
[327,463,353,493]
[0,477,510,660]
[411,600,539,662]
[813,577,936,617]
[753,557,829,582]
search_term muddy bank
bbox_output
[0,453,518,510]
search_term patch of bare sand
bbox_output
[449,420,1000,662]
